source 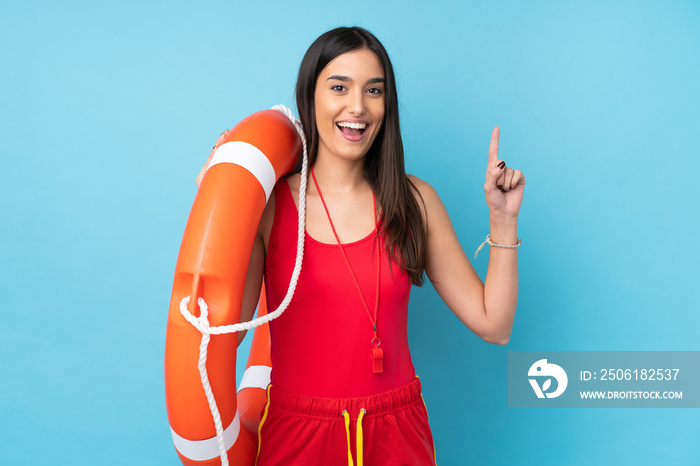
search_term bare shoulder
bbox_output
[407,174,434,196]
[406,174,442,214]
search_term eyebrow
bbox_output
[326,75,386,84]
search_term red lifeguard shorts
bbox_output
[255,376,437,465]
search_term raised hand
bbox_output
[483,127,525,217]
[195,129,230,187]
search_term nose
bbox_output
[347,88,366,116]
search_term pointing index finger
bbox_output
[488,126,500,165]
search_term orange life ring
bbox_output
[165,109,301,465]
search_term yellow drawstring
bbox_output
[342,408,366,466]
[342,410,353,466]
[356,408,365,466]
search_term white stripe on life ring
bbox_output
[170,409,242,461]
[208,141,277,202]
[237,365,272,392]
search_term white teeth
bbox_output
[336,122,367,130]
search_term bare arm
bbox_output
[236,235,265,346]
[411,127,524,345]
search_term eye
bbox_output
[331,85,347,92]
[367,87,383,95]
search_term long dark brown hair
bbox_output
[292,27,427,286]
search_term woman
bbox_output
[198,26,524,466]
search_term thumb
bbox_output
[484,160,506,192]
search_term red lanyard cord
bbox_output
[310,167,384,372]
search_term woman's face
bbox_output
[313,48,385,164]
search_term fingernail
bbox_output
[498,161,505,169]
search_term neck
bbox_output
[311,151,369,196]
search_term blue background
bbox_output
[2,1,699,464]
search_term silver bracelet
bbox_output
[474,234,521,259]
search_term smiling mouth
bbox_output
[336,121,368,138]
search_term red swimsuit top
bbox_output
[264,178,416,398]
